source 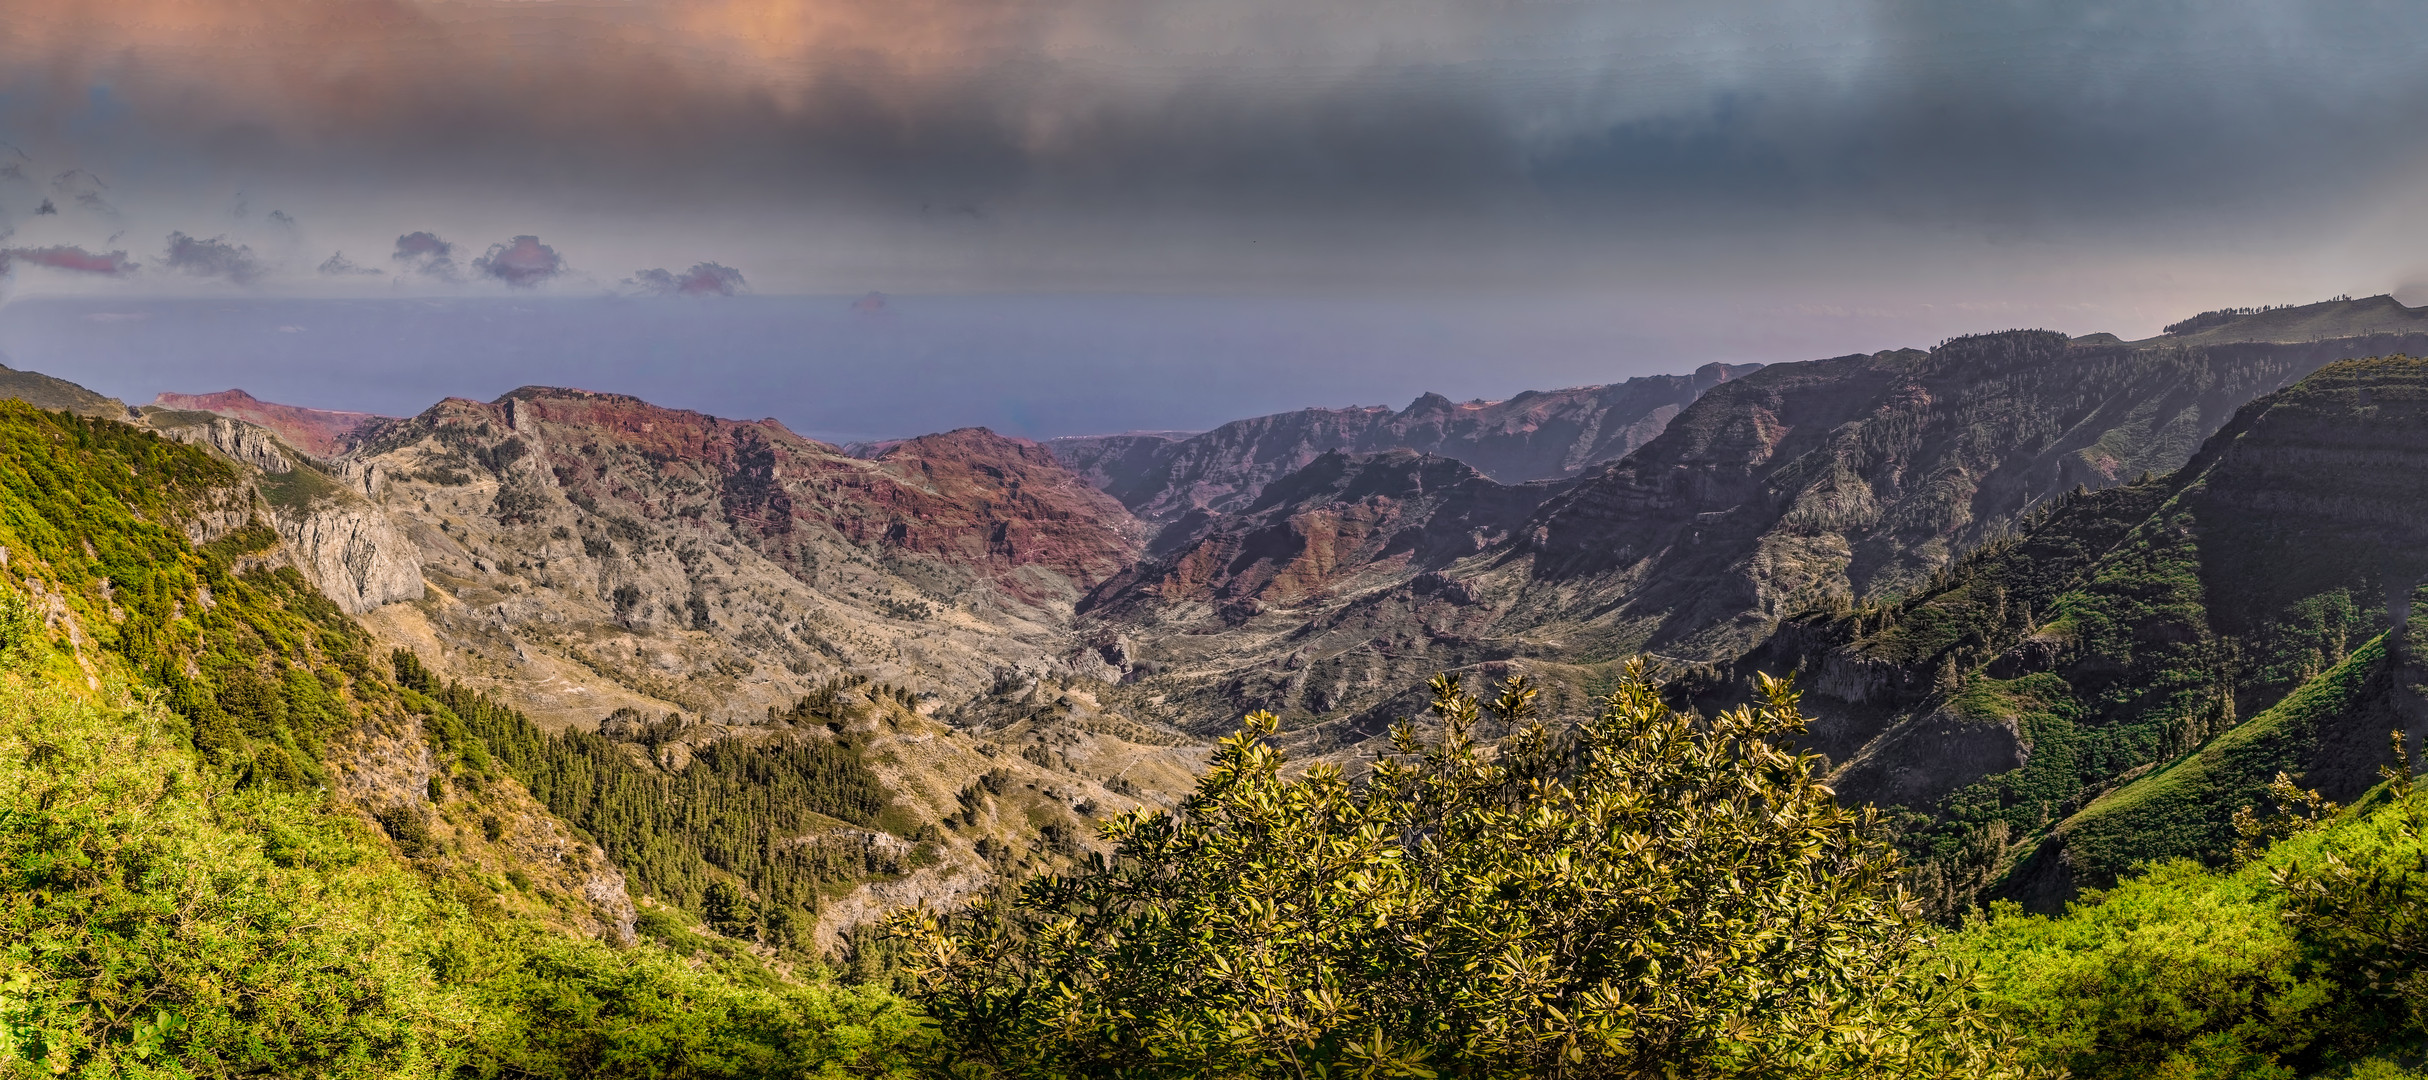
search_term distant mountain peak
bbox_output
[152,388,394,457]
[2152,293,2428,345]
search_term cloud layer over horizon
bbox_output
[1,0,2425,342]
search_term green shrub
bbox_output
[1945,768,2428,1079]
[893,664,2019,1079]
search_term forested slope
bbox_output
[1738,355,2428,909]
[0,398,926,1076]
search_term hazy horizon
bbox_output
[0,287,2292,443]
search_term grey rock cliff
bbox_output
[156,414,298,473]
[280,504,426,614]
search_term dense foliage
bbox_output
[12,375,2428,1077]
[1944,760,2428,1078]
[393,651,921,949]
[892,665,2019,1079]
[0,613,931,1078]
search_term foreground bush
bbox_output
[892,663,2020,1079]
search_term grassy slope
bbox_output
[0,364,125,418]
[2164,295,2428,346]
[2048,628,2410,891]
[1942,777,2428,1080]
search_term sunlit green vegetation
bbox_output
[892,667,2026,1079]
[8,375,2426,1078]
[1942,758,2428,1079]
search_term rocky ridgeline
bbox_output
[142,407,426,614]
[1086,326,2428,759]
[323,386,1149,730]
[20,293,2418,919]
[1717,354,2428,910]
[152,387,393,458]
[1048,362,1757,521]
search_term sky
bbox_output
[3,0,2427,437]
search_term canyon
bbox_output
[11,293,2428,937]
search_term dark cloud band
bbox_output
[629,263,746,297]
[7,0,2424,228]
[163,231,264,285]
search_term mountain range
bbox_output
[5,292,2426,946]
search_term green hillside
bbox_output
[2156,294,2428,346]
[0,399,923,1077]
[0,360,127,419]
[1941,766,2428,1079]
[4,383,2423,1077]
[2033,619,2425,899]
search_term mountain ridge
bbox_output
[1049,362,1758,524]
[1725,352,2428,909]
[152,387,396,458]
[23,301,2423,926]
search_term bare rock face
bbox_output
[1085,449,1557,620]
[1507,330,2428,662]
[145,410,428,614]
[1828,705,2029,809]
[142,405,429,609]
[177,483,263,549]
[328,388,1148,728]
[150,413,297,473]
[280,504,427,614]
[1064,329,2428,764]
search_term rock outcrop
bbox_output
[121,322,2428,927]
[278,503,427,614]
[328,387,1148,729]
[1067,329,2428,761]
[150,412,298,473]
[1712,354,2428,909]
[1084,449,1558,620]
[144,409,428,614]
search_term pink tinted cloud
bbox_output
[1,244,138,276]
[473,235,565,288]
